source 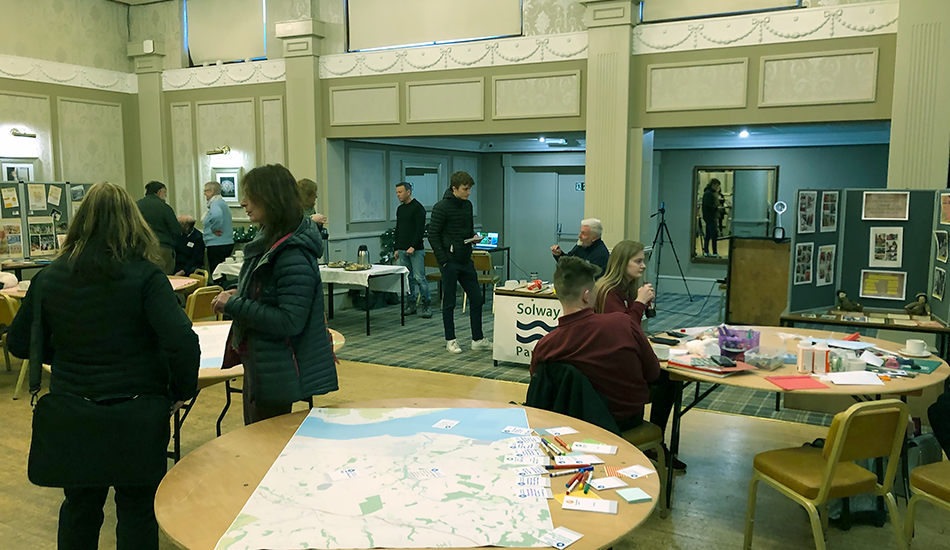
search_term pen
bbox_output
[539,441,555,459]
[545,464,591,470]
[541,438,563,456]
[554,436,570,451]
[549,468,582,477]
[583,471,592,494]
[565,471,583,488]
[566,475,582,495]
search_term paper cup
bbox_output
[652,344,670,361]
[17,280,30,291]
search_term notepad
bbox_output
[616,487,652,504]
[765,375,830,391]
[616,464,654,480]
[591,477,628,491]
[539,527,583,549]
[562,496,618,514]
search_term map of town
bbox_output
[216,407,555,550]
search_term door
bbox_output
[508,171,558,282]
[732,170,772,237]
[556,175,586,257]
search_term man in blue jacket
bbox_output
[428,171,491,354]
[203,181,234,279]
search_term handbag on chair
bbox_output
[26,274,171,488]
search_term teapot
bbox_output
[357,245,370,266]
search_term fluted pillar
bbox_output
[128,40,166,189]
[887,0,950,189]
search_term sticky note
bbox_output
[509,449,547,457]
[503,426,533,436]
[432,419,459,429]
[616,487,652,504]
[504,455,549,466]
[514,466,548,476]
[590,476,627,490]
[539,527,583,549]
[562,496,618,514]
[553,491,601,503]
[542,427,579,436]
[326,468,360,481]
[516,487,554,499]
[555,454,604,466]
[616,464,654,480]
[517,477,551,487]
[571,442,618,455]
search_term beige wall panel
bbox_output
[196,99,256,219]
[647,59,747,112]
[58,98,126,187]
[170,103,198,218]
[642,0,797,22]
[407,79,484,123]
[760,49,879,107]
[493,71,581,120]
[261,97,286,166]
[347,148,387,222]
[329,85,399,126]
[0,93,54,181]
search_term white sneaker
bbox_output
[446,339,462,354]
[471,338,492,351]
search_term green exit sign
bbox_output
[575,182,585,192]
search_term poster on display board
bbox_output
[935,231,948,263]
[868,227,902,268]
[934,267,946,301]
[797,191,816,234]
[862,191,909,221]
[816,244,836,287]
[860,269,906,301]
[794,242,813,285]
[941,192,950,225]
[27,216,56,257]
[0,219,23,261]
[820,191,838,233]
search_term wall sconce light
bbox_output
[10,128,36,138]
[206,145,230,155]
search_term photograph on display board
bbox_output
[934,267,947,301]
[862,191,909,221]
[1,163,33,183]
[27,216,56,257]
[797,191,817,234]
[0,220,22,260]
[941,192,950,225]
[860,269,906,301]
[820,191,838,233]
[816,244,836,287]
[70,185,86,203]
[868,227,903,268]
[1,187,18,209]
[794,242,814,285]
[27,184,45,211]
[935,230,949,263]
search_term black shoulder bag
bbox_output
[28,276,172,488]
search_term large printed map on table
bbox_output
[217,408,554,550]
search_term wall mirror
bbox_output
[691,166,779,264]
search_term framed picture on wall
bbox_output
[862,191,909,221]
[935,231,948,263]
[213,168,243,203]
[860,269,906,301]
[794,242,813,285]
[797,191,817,234]
[820,191,838,233]
[868,227,903,268]
[1,162,33,183]
[933,267,946,301]
[816,244,835,287]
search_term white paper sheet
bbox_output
[820,371,885,386]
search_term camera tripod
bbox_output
[649,203,692,306]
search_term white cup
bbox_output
[906,339,927,355]
[652,344,670,361]
[847,357,865,372]
[17,280,30,291]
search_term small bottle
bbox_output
[813,343,831,374]
[797,342,813,374]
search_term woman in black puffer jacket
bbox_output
[212,164,338,424]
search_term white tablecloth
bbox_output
[213,261,409,294]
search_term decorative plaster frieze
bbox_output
[162,59,286,91]
[319,32,589,79]
[0,55,137,94]
[632,0,898,55]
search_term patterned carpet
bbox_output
[329,290,835,426]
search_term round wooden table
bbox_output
[661,326,950,511]
[2,274,199,300]
[155,398,659,550]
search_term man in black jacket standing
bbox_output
[136,181,180,274]
[429,171,491,354]
[394,181,432,318]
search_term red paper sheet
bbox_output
[765,375,830,391]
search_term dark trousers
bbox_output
[703,219,718,255]
[929,389,950,456]
[440,259,484,341]
[59,484,159,550]
[207,244,235,280]
[649,370,676,436]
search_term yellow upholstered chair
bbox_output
[743,399,909,550]
[424,251,442,303]
[621,422,669,519]
[0,292,18,372]
[904,461,950,547]
[463,251,501,313]
[185,285,224,322]
[189,268,209,288]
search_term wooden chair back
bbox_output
[472,252,500,286]
[185,285,224,322]
[0,293,19,326]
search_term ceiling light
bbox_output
[10,128,36,138]
[739,130,750,138]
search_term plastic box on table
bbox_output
[717,327,761,360]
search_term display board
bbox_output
[787,189,842,312]
[0,182,24,262]
[931,191,950,324]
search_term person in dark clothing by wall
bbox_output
[394,181,432,318]
[428,171,491,355]
[8,182,199,550]
[929,388,950,457]
[702,178,722,257]
[174,215,205,276]
[550,218,609,278]
[136,181,180,274]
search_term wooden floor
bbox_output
[0,358,946,550]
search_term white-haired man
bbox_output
[550,218,609,279]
